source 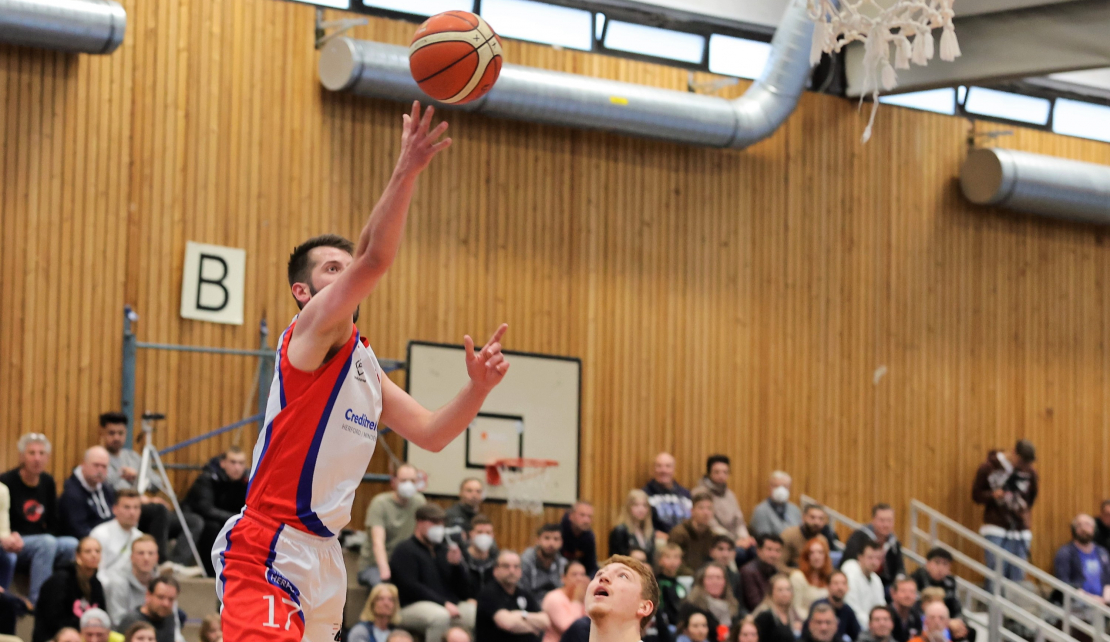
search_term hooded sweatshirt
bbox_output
[971,450,1038,537]
[59,467,115,539]
[698,477,747,540]
[644,479,693,534]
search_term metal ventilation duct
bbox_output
[318,0,814,148]
[0,0,126,54]
[960,148,1110,224]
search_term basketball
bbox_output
[409,11,503,105]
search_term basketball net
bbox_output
[487,458,558,516]
[807,0,961,142]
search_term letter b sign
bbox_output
[180,241,246,325]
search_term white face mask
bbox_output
[397,481,417,500]
[771,486,790,503]
[472,533,495,552]
[426,525,446,544]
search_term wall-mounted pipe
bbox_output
[0,0,126,55]
[960,148,1110,224]
[318,0,814,149]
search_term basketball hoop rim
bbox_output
[485,457,559,487]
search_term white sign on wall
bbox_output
[180,241,246,325]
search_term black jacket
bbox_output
[1096,519,1110,554]
[608,523,656,562]
[58,470,115,539]
[390,535,469,607]
[909,567,961,618]
[31,565,106,642]
[808,599,861,642]
[461,546,499,599]
[841,527,904,588]
[560,512,598,576]
[0,469,61,536]
[183,456,248,524]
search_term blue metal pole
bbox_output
[122,306,138,448]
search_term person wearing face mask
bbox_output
[359,464,427,587]
[462,515,499,598]
[748,472,801,540]
[392,504,473,642]
[1053,513,1110,610]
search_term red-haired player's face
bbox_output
[586,563,650,623]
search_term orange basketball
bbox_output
[409,11,503,105]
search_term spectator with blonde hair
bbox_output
[682,562,741,635]
[124,621,156,642]
[753,574,800,642]
[350,583,403,642]
[609,490,655,561]
[198,614,221,642]
[790,538,831,620]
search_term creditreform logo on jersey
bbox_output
[344,409,378,432]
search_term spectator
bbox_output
[559,616,591,642]
[198,614,221,642]
[859,607,895,642]
[684,563,742,634]
[90,489,144,580]
[543,560,589,642]
[360,464,427,587]
[971,439,1038,583]
[562,502,598,577]
[98,413,173,564]
[461,514,499,598]
[727,616,758,642]
[52,628,82,642]
[116,576,179,642]
[947,618,974,642]
[790,538,831,620]
[349,583,402,642]
[180,447,248,575]
[748,473,801,539]
[645,453,693,538]
[1095,500,1110,553]
[887,577,920,642]
[78,608,112,642]
[59,447,116,539]
[752,574,799,642]
[677,610,711,642]
[670,491,724,575]
[0,482,12,591]
[842,505,903,591]
[103,535,160,625]
[841,542,886,630]
[698,456,754,550]
[808,572,861,642]
[475,550,549,642]
[392,504,473,642]
[32,537,106,642]
[521,523,569,601]
[1053,513,1110,604]
[124,621,158,642]
[782,505,833,569]
[609,490,656,562]
[802,603,838,642]
[910,549,960,618]
[445,478,485,543]
[388,632,415,642]
[739,535,783,612]
[444,627,471,642]
[0,433,78,604]
[709,535,742,598]
[906,602,948,642]
[656,543,688,635]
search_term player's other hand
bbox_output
[397,101,451,176]
[464,324,510,392]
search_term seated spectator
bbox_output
[698,456,754,550]
[60,447,116,539]
[727,616,758,642]
[677,610,712,642]
[476,550,550,642]
[445,478,485,543]
[90,489,144,580]
[52,627,82,642]
[543,561,588,642]
[739,535,783,612]
[910,548,961,618]
[33,537,106,642]
[645,453,693,538]
[0,481,13,591]
[841,505,903,591]
[782,505,833,568]
[360,464,427,587]
[180,447,248,575]
[709,535,742,597]
[684,563,742,635]
[116,576,179,642]
[671,491,724,575]
[462,514,498,598]
[199,614,221,642]
[808,571,861,642]
[78,608,113,642]
[753,574,800,642]
[841,542,886,630]
[656,543,688,635]
[1095,500,1110,553]
[349,583,402,642]
[859,607,895,642]
[749,473,801,539]
[392,504,473,642]
[803,603,838,642]
[388,632,415,642]
[561,502,598,577]
[0,433,79,605]
[609,490,656,562]
[444,627,471,642]
[887,577,920,642]
[103,535,160,624]
[906,602,948,642]
[947,618,974,642]
[790,538,831,620]
[1053,513,1110,604]
[124,621,157,642]
[521,523,568,601]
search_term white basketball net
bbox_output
[807,0,961,142]
[498,463,555,516]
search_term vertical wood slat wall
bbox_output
[2,0,1109,566]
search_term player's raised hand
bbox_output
[397,101,451,175]
[463,324,510,391]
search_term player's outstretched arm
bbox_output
[381,324,510,453]
[290,101,450,370]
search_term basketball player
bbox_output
[213,101,511,642]
[584,555,659,642]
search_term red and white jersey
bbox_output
[245,318,382,538]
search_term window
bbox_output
[1052,98,1110,143]
[295,0,350,8]
[964,87,1051,125]
[595,13,606,42]
[603,21,706,65]
[879,88,956,115]
[480,0,593,51]
[707,34,771,80]
[361,0,471,15]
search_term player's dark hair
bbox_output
[99,412,127,428]
[706,455,730,475]
[757,533,784,548]
[536,523,561,537]
[114,489,141,505]
[149,575,179,594]
[287,234,356,290]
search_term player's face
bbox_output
[132,542,159,574]
[114,497,142,529]
[221,452,248,481]
[870,609,894,638]
[148,584,178,618]
[20,442,49,475]
[100,423,126,453]
[300,246,360,322]
[586,563,651,624]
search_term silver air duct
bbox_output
[318,0,814,148]
[961,148,1110,224]
[0,0,126,54]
